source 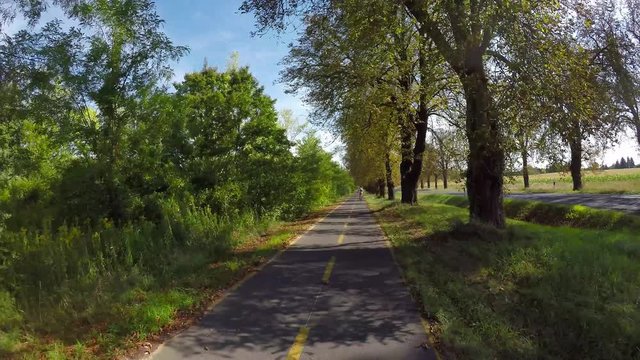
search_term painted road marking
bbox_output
[286,326,310,360]
[337,233,345,244]
[322,256,336,284]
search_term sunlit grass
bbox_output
[1,215,316,359]
[505,167,640,193]
[367,195,640,359]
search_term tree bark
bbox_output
[427,174,431,188]
[399,44,429,204]
[406,119,427,203]
[385,153,395,200]
[434,175,438,189]
[522,149,530,188]
[420,177,424,189]
[569,137,583,191]
[377,178,386,198]
[442,167,448,189]
[460,54,506,228]
[400,125,414,203]
[635,114,640,150]
[404,4,506,228]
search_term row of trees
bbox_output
[242,0,640,228]
[610,156,637,169]
[0,0,353,336]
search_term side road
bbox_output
[151,197,437,359]
[418,190,640,214]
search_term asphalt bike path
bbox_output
[152,196,437,359]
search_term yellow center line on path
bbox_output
[286,204,349,359]
[322,256,336,284]
[286,326,310,360]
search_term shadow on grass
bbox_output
[375,201,640,360]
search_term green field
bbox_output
[367,194,640,360]
[505,168,640,194]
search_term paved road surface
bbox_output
[505,193,640,214]
[418,189,640,214]
[152,197,436,360]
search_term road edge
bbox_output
[142,199,345,360]
[364,197,443,360]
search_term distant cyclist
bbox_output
[357,187,363,200]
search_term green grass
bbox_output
[0,207,333,359]
[424,194,640,233]
[367,195,640,360]
[505,168,640,194]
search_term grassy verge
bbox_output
[504,168,640,194]
[423,194,640,233]
[1,203,339,359]
[367,195,640,360]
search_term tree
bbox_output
[278,108,307,144]
[271,0,451,204]
[576,0,640,150]
[174,64,294,215]
[241,0,563,227]
[429,126,466,190]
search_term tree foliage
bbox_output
[0,1,353,352]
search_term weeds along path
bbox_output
[151,196,438,360]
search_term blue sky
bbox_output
[155,1,311,124]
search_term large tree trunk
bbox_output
[399,45,430,204]
[522,149,530,188]
[385,153,395,200]
[427,174,431,188]
[400,126,414,203]
[460,54,506,228]
[402,119,427,204]
[420,177,424,189]
[442,167,448,189]
[634,114,640,150]
[434,175,438,189]
[377,178,386,198]
[569,137,583,191]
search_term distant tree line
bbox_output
[605,157,638,169]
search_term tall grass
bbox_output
[0,198,276,357]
